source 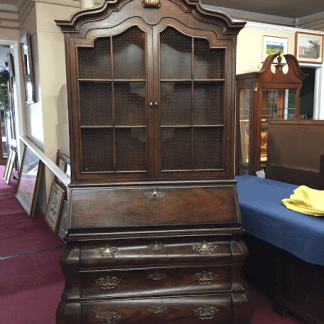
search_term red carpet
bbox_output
[0,164,18,193]
[0,194,63,256]
[0,165,304,324]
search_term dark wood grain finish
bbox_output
[81,295,233,324]
[56,0,243,184]
[70,185,239,229]
[80,238,233,269]
[266,120,324,188]
[55,0,252,323]
[80,265,232,299]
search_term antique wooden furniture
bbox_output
[266,119,324,189]
[236,53,307,176]
[55,0,253,323]
[236,175,324,324]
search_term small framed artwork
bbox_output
[45,181,66,234]
[4,150,16,184]
[295,32,323,64]
[20,32,36,104]
[263,36,288,62]
[16,145,43,217]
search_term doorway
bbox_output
[300,67,316,119]
[0,45,11,164]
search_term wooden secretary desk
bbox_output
[55,0,252,323]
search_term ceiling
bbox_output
[0,0,323,19]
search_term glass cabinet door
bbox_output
[238,89,250,168]
[261,89,296,163]
[157,25,226,176]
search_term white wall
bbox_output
[35,2,77,209]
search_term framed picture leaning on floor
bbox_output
[15,145,43,217]
[45,181,66,234]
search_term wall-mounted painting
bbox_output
[295,32,323,64]
[16,145,43,217]
[263,36,288,62]
[20,32,36,104]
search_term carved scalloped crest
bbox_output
[55,0,245,34]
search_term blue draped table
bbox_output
[235,175,324,266]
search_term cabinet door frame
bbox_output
[152,19,234,180]
[69,18,155,182]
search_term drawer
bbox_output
[70,184,240,229]
[81,295,232,324]
[81,265,231,299]
[80,237,233,269]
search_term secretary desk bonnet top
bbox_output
[56,0,245,185]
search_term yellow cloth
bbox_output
[282,185,324,217]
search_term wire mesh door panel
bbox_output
[157,26,226,176]
[77,24,151,176]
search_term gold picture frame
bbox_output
[295,32,323,64]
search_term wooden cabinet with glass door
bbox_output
[236,53,308,176]
[55,1,254,323]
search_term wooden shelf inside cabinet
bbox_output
[235,53,308,176]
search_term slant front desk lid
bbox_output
[70,184,241,229]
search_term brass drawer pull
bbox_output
[193,270,217,285]
[147,241,165,251]
[194,305,219,320]
[96,311,122,324]
[145,189,165,199]
[148,271,166,281]
[149,305,168,314]
[96,275,121,290]
[192,241,217,255]
[95,246,119,259]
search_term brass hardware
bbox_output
[148,271,166,281]
[193,270,217,285]
[96,275,121,290]
[95,245,119,259]
[145,189,166,199]
[148,305,167,314]
[192,241,217,255]
[96,311,122,324]
[142,0,161,8]
[149,102,158,109]
[147,241,165,251]
[194,305,219,320]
